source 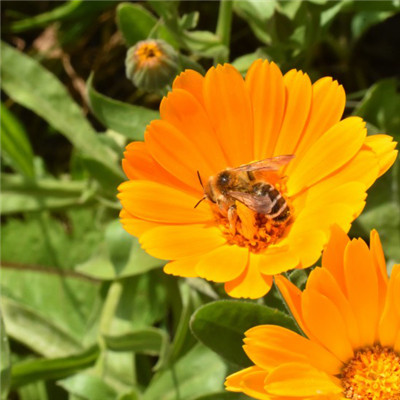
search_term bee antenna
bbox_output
[194,196,206,209]
[197,170,204,188]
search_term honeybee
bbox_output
[196,155,294,226]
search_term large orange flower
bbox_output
[225,226,400,399]
[118,59,397,299]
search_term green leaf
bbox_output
[1,267,100,357]
[190,300,299,367]
[353,79,400,138]
[58,373,118,400]
[0,103,34,178]
[143,344,226,400]
[233,0,276,44]
[8,0,115,33]
[76,220,163,280]
[17,381,49,400]
[104,327,168,356]
[0,42,123,185]
[1,314,11,400]
[116,3,158,45]
[87,74,159,140]
[182,30,228,59]
[11,346,99,388]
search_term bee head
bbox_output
[217,171,232,189]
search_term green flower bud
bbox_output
[125,39,179,92]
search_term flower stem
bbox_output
[215,0,233,65]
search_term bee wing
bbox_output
[229,191,273,214]
[233,155,294,173]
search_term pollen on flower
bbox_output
[210,181,293,253]
[341,345,400,400]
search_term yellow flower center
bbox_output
[211,180,292,253]
[135,42,162,66]
[341,346,400,400]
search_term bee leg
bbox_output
[228,205,237,235]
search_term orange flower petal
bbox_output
[364,134,398,176]
[225,253,273,299]
[239,369,272,400]
[287,117,367,196]
[159,89,228,172]
[120,210,160,237]
[258,248,299,275]
[244,325,343,375]
[321,225,350,293]
[225,366,264,392]
[195,244,248,283]
[118,180,212,224]
[370,229,388,313]
[139,224,225,260]
[265,362,342,397]
[274,275,313,340]
[204,64,254,167]
[172,69,205,106]
[344,239,379,347]
[294,77,345,157]
[302,288,354,363]
[245,60,286,160]
[122,141,195,194]
[145,120,214,190]
[273,69,312,157]
[306,267,361,349]
[379,264,400,348]
[163,254,203,278]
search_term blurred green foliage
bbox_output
[1,1,399,399]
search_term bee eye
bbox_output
[218,172,230,186]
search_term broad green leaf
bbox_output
[116,3,158,45]
[190,300,299,367]
[353,79,400,138]
[87,74,159,140]
[1,209,104,270]
[11,346,99,388]
[0,103,34,178]
[1,267,100,357]
[143,344,226,400]
[76,220,163,279]
[107,272,168,334]
[104,327,168,356]
[58,373,118,400]
[0,42,124,185]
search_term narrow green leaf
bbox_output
[190,300,299,367]
[0,314,11,400]
[104,327,168,356]
[0,103,34,178]
[11,346,99,388]
[8,1,115,33]
[87,74,159,140]
[58,373,118,400]
[182,30,228,59]
[0,42,123,183]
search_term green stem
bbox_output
[215,0,233,65]
[94,280,123,376]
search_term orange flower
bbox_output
[118,59,397,299]
[225,226,400,399]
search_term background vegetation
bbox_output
[1,1,399,399]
